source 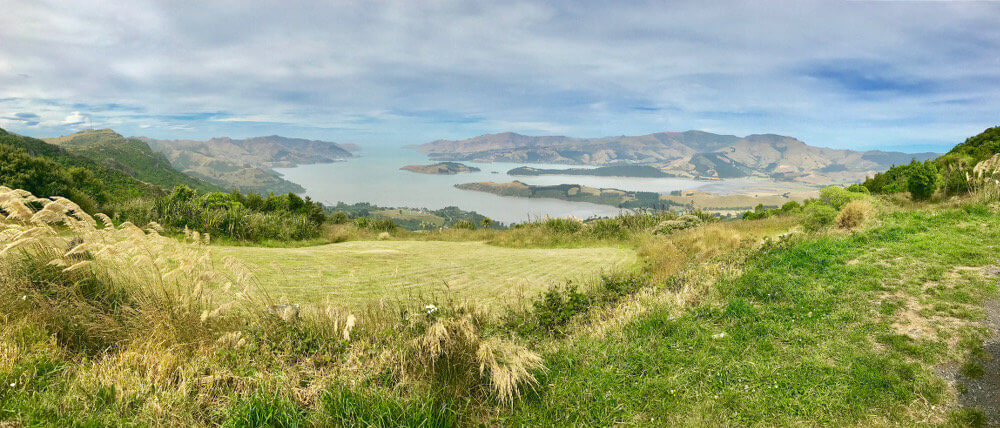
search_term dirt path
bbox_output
[940,266,1000,424]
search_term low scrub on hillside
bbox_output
[114,185,327,242]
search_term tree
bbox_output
[907,159,937,201]
[480,217,494,228]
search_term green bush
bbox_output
[525,284,591,336]
[819,186,867,210]
[328,211,349,224]
[781,200,802,213]
[907,160,938,201]
[801,203,838,232]
[450,220,477,230]
[353,216,397,232]
[543,217,583,233]
[653,214,702,234]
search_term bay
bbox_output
[274,148,780,224]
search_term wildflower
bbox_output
[425,304,438,314]
[9,383,14,387]
[21,295,26,300]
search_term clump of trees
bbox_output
[863,126,1000,200]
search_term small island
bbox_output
[455,181,817,215]
[401,161,481,175]
[507,164,672,178]
[455,181,669,209]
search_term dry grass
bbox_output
[408,313,544,405]
[836,199,875,229]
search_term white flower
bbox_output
[9,383,14,387]
[424,304,438,314]
[21,295,26,300]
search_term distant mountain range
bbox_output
[416,131,939,184]
[139,135,358,194]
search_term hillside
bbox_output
[417,131,938,184]
[0,127,158,212]
[140,135,355,194]
[143,135,355,168]
[43,129,218,193]
[865,126,1000,196]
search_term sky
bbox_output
[0,0,998,152]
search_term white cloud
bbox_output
[61,111,87,126]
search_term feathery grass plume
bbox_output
[409,313,543,404]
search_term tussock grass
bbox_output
[836,199,875,229]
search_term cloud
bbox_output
[61,111,88,126]
[0,0,997,150]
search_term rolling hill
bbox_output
[140,135,357,194]
[43,129,218,193]
[416,130,938,184]
[0,127,159,212]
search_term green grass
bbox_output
[215,240,638,306]
[500,205,1000,425]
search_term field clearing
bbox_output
[214,240,637,306]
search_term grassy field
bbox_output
[214,240,638,306]
[501,204,1000,425]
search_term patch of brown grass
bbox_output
[836,199,874,229]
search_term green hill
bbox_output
[939,126,1000,173]
[44,129,218,193]
[864,126,1000,195]
[0,127,159,212]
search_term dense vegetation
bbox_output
[116,186,328,242]
[0,127,158,214]
[864,126,1000,198]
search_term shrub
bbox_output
[353,216,397,232]
[451,220,477,230]
[907,160,938,201]
[802,203,838,232]
[653,214,701,235]
[585,217,625,239]
[329,211,350,224]
[845,183,870,194]
[819,186,866,210]
[781,200,802,213]
[543,217,583,233]
[836,200,873,229]
[525,284,591,336]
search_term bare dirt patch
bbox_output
[936,266,1000,424]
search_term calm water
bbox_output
[275,148,774,224]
